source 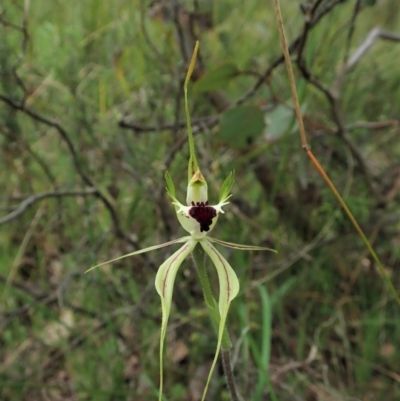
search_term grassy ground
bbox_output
[1,0,400,400]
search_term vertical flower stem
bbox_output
[192,244,239,401]
[221,348,239,401]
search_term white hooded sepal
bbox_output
[186,170,208,206]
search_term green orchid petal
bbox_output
[207,236,277,253]
[155,239,197,401]
[200,240,240,314]
[219,171,235,204]
[165,171,178,202]
[199,239,240,401]
[85,236,191,273]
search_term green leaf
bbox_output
[218,105,266,148]
[199,239,240,401]
[266,104,294,140]
[193,63,238,93]
[155,239,197,401]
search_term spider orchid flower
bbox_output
[86,41,275,401]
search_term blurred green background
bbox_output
[1,0,400,400]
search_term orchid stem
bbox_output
[192,244,239,400]
[221,348,239,401]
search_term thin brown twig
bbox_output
[119,113,218,132]
[343,0,363,64]
[172,1,197,64]
[274,1,309,149]
[0,14,24,32]
[6,3,30,102]
[347,119,399,131]
[296,0,326,67]
[0,189,97,225]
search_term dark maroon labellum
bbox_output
[189,201,217,232]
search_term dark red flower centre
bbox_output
[189,201,217,232]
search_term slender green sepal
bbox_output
[184,41,200,181]
[85,236,191,273]
[219,171,235,204]
[155,239,197,401]
[207,236,277,252]
[199,239,240,401]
